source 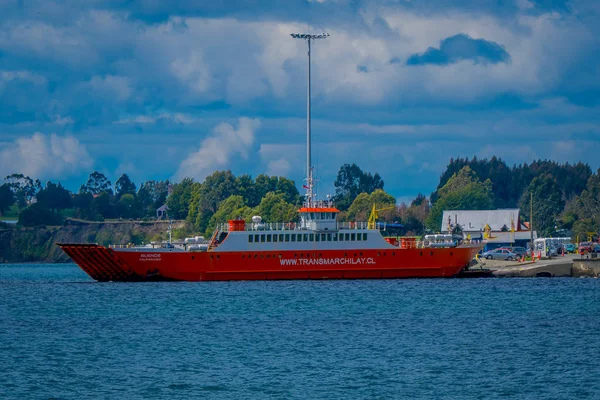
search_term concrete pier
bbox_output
[572,258,600,278]
[478,254,577,277]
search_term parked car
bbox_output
[579,242,594,254]
[565,243,576,254]
[482,248,519,261]
[507,246,528,258]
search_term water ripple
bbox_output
[1,264,599,399]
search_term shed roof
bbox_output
[441,209,522,232]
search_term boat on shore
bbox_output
[57,32,483,281]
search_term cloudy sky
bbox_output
[1,0,599,201]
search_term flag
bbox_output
[302,185,309,189]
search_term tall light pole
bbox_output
[290,32,329,206]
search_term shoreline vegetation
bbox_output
[1,157,599,263]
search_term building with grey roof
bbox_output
[441,209,537,251]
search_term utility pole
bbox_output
[290,32,329,207]
[530,191,534,254]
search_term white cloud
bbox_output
[0,70,46,88]
[53,115,73,125]
[266,158,291,176]
[175,117,261,180]
[87,75,132,101]
[114,112,198,125]
[169,51,211,94]
[0,133,93,179]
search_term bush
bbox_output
[18,204,63,227]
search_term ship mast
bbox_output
[290,32,329,207]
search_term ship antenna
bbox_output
[290,32,329,207]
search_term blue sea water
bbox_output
[1,264,599,399]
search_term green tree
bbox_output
[137,180,170,216]
[254,192,298,223]
[204,195,252,235]
[4,174,40,208]
[0,183,15,216]
[187,171,237,232]
[234,174,256,205]
[346,189,396,221]
[72,192,100,220]
[166,178,195,219]
[114,174,136,199]
[411,193,427,207]
[92,192,114,219]
[36,182,72,212]
[572,219,599,242]
[117,194,137,219]
[333,163,384,210]
[18,203,63,227]
[519,174,564,236]
[426,166,494,231]
[80,171,113,195]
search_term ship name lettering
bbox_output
[279,257,375,266]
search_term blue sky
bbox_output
[1,0,599,202]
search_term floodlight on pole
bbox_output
[290,32,329,206]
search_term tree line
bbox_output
[1,157,599,241]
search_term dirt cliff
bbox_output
[0,219,186,263]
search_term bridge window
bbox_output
[316,234,320,242]
[285,234,290,242]
[345,233,350,241]
[351,233,356,241]
[279,234,284,242]
[339,234,344,241]
[254,234,259,243]
[327,234,332,241]
[267,235,271,242]
[273,235,278,243]
[249,235,253,243]
[321,233,326,241]
[333,234,338,241]
[362,233,367,241]
[260,235,265,243]
[357,234,362,241]
[311,212,315,219]
[309,234,314,241]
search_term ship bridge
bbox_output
[298,199,340,231]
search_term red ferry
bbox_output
[57,32,483,281]
[58,214,481,282]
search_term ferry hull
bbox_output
[58,243,482,282]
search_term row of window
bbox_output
[248,232,368,244]
[305,212,335,220]
[207,250,452,259]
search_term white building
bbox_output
[441,209,537,251]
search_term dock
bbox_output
[475,254,586,278]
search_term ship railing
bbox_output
[216,221,373,232]
[337,222,368,230]
[305,199,335,208]
[216,222,305,232]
